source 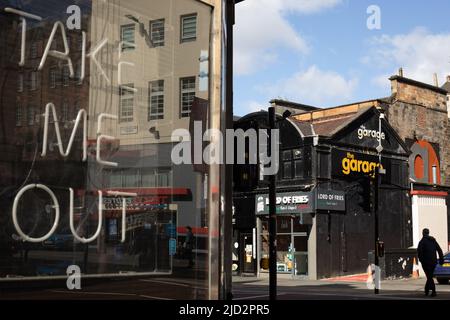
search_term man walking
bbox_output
[417,228,444,297]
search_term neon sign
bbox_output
[3,6,142,243]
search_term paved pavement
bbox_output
[232,273,450,300]
[1,272,449,300]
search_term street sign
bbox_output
[315,189,346,212]
[255,191,315,216]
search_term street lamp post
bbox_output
[374,112,385,294]
[268,107,277,300]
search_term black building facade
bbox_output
[233,105,411,279]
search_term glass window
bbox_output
[30,42,38,59]
[294,160,303,178]
[181,14,197,42]
[77,34,83,51]
[142,169,156,187]
[283,162,292,179]
[149,80,164,120]
[120,84,135,123]
[0,0,224,300]
[27,105,35,126]
[150,19,165,47]
[109,170,123,188]
[73,100,80,119]
[15,102,23,126]
[17,74,23,92]
[75,61,81,83]
[62,66,70,86]
[121,24,135,51]
[123,169,140,187]
[180,77,195,117]
[282,150,292,161]
[62,101,69,122]
[49,67,57,88]
[29,72,38,91]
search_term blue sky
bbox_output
[234,0,450,116]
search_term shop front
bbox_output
[234,105,411,279]
[255,191,314,277]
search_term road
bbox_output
[1,272,449,300]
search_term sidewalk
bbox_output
[233,273,450,292]
[233,273,450,300]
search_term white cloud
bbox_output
[365,28,450,87]
[236,101,268,116]
[283,0,343,14]
[263,65,358,107]
[234,0,342,75]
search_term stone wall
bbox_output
[386,76,450,186]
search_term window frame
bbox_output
[62,100,69,122]
[148,80,165,120]
[119,84,135,123]
[62,66,70,87]
[150,19,165,47]
[29,72,38,91]
[17,73,24,92]
[180,77,196,118]
[49,67,57,89]
[15,102,23,127]
[120,24,136,52]
[180,13,197,43]
[27,105,35,126]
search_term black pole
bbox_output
[268,107,277,300]
[374,167,380,294]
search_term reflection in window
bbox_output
[120,84,135,123]
[295,160,303,178]
[150,19,165,47]
[283,162,292,180]
[181,14,197,42]
[283,150,292,161]
[180,77,195,117]
[49,67,57,88]
[142,168,172,187]
[30,72,38,91]
[30,42,38,59]
[149,80,164,120]
[121,24,135,51]
[107,168,172,188]
[62,101,69,122]
[16,102,23,127]
[75,61,82,84]
[62,67,70,86]
[27,106,35,126]
[17,74,23,92]
[123,169,140,188]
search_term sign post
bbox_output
[268,107,277,301]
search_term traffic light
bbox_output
[376,241,385,258]
[233,149,260,191]
[357,177,376,213]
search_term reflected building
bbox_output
[0,0,233,300]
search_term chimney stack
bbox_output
[433,73,439,87]
[447,75,450,83]
[398,68,403,77]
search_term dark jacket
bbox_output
[184,230,194,250]
[417,236,444,268]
